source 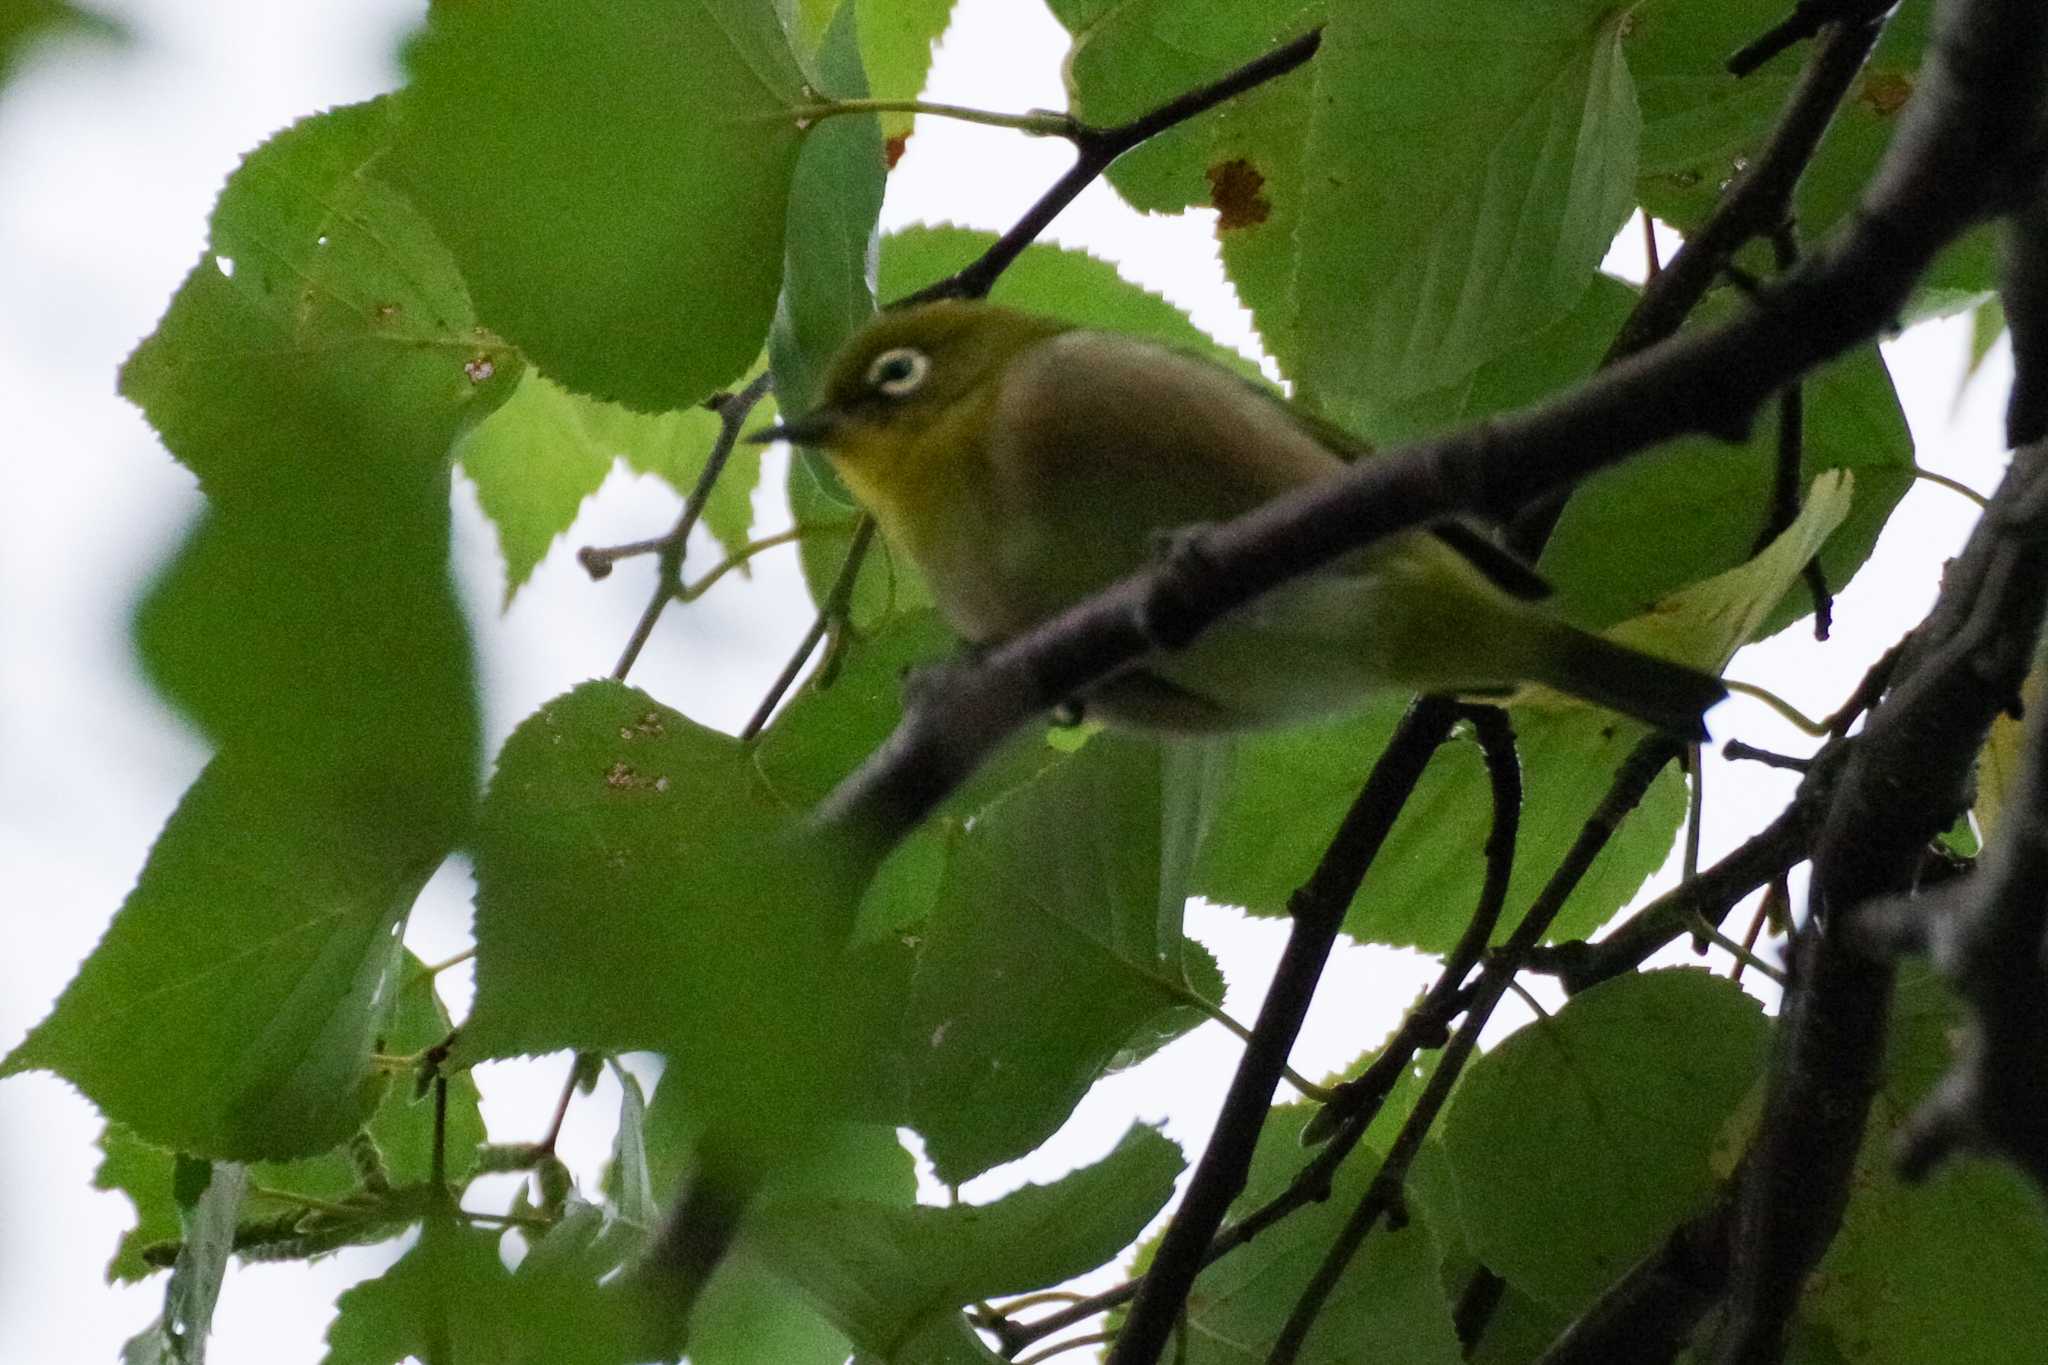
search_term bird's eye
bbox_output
[865,346,931,398]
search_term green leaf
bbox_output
[855,0,957,142]
[1293,0,1639,420]
[772,0,885,424]
[1533,284,1912,636]
[5,102,503,1158]
[877,225,1265,384]
[602,1064,656,1229]
[1438,968,1769,1312]
[1603,469,1853,672]
[1197,701,1686,953]
[1804,967,2048,1364]
[389,0,810,411]
[321,1218,518,1365]
[752,1124,1182,1356]
[99,953,485,1282]
[903,735,1228,1182]
[464,681,881,1146]
[1159,1104,1461,1363]
[0,0,124,81]
[121,1161,246,1365]
[1043,0,1321,367]
[641,1082,917,1365]
[456,370,764,605]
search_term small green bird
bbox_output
[758,300,1725,737]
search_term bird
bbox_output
[754,299,1725,738]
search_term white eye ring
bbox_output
[865,346,930,397]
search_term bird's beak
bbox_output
[747,410,841,447]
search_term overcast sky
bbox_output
[0,3,2013,1361]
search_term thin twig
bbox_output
[899,29,1323,306]
[1104,700,1460,1365]
[610,372,774,681]
[739,516,876,740]
[1268,738,1681,1362]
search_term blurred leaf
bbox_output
[751,1124,1182,1355]
[1797,966,2048,1364]
[857,0,957,142]
[772,0,885,423]
[1293,0,1639,420]
[99,953,484,1282]
[457,370,764,605]
[0,0,124,81]
[1973,662,2042,844]
[1155,1103,1461,1363]
[121,1161,245,1365]
[463,681,884,1161]
[389,0,809,411]
[602,1065,656,1229]
[1438,968,1769,1312]
[903,736,1228,1181]
[1197,701,1686,952]
[1043,0,1322,367]
[6,102,501,1159]
[642,1083,917,1365]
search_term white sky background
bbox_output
[0,1,2014,1361]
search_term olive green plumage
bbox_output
[763,300,1724,737]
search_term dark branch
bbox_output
[1858,186,2048,1190]
[820,0,2028,844]
[1726,0,1898,79]
[608,373,773,681]
[1525,788,1818,994]
[1269,736,1681,1362]
[1712,433,2048,1360]
[1105,699,1459,1365]
[739,515,877,740]
[897,29,1322,307]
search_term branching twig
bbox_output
[1268,737,1681,1362]
[1003,707,1522,1361]
[1712,435,2048,1360]
[1727,0,1897,78]
[818,0,2022,846]
[739,516,876,740]
[1104,699,1460,1365]
[898,30,1323,306]
[609,372,774,681]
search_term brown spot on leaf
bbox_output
[1206,158,1271,230]
[1860,70,1913,116]
[884,133,909,171]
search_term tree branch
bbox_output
[819,0,2035,846]
[1710,48,2048,1339]
[1867,176,2048,1192]
[898,29,1322,307]
[608,372,774,681]
[1268,736,1681,1363]
[1104,698,1460,1365]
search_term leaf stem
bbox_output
[1724,679,1829,735]
[791,98,1079,140]
[1911,464,1992,508]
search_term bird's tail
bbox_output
[1524,621,1728,739]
